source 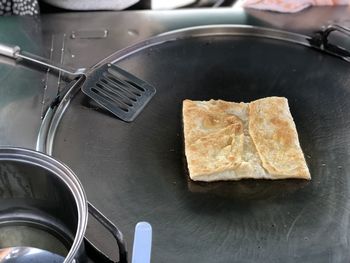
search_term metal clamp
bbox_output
[310,24,350,62]
[85,202,128,263]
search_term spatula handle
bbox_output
[0,42,83,76]
[0,43,20,58]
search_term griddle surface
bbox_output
[53,35,350,262]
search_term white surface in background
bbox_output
[233,0,245,7]
[152,0,196,9]
[42,0,140,10]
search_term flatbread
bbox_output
[182,97,310,181]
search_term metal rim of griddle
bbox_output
[35,24,350,155]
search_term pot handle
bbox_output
[310,24,350,62]
[85,202,128,263]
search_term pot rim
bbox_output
[0,147,88,263]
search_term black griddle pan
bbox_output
[41,25,350,263]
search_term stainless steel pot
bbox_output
[0,147,126,263]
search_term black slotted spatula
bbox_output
[82,63,156,122]
[0,43,156,122]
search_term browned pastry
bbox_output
[182,97,310,182]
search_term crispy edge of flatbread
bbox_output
[248,97,310,180]
[182,99,246,180]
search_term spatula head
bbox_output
[82,63,156,122]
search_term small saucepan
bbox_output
[0,147,151,263]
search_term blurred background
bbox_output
[39,0,238,13]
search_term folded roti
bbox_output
[182,97,310,181]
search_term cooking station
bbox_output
[1,6,350,263]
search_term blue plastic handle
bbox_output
[132,222,152,263]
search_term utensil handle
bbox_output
[0,43,20,58]
[0,42,82,76]
[132,222,152,263]
[86,202,128,263]
[17,51,81,76]
[310,24,350,62]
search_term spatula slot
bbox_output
[104,74,142,97]
[105,70,143,97]
[93,85,130,112]
[125,80,146,92]
[99,78,137,104]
